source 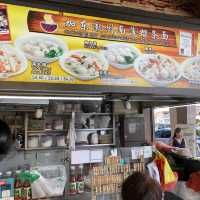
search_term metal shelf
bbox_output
[76,128,113,131]
[45,113,72,116]
[16,148,25,151]
[27,129,67,135]
[76,144,115,148]
[76,113,112,115]
[25,146,68,151]
[27,130,44,133]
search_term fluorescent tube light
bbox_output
[0,95,103,101]
[169,103,200,109]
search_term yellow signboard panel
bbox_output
[0,3,199,89]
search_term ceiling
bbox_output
[85,0,200,18]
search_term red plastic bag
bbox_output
[186,171,200,192]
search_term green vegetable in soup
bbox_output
[124,56,134,64]
[120,52,137,64]
[45,47,63,58]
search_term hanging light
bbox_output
[0,95,104,101]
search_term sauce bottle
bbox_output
[22,178,31,200]
[69,166,77,195]
[14,170,22,200]
[76,165,84,194]
[21,170,32,200]
[21,180,25,200]
[26,178,32,200]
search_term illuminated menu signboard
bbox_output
[0,3,199,90]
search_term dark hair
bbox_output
[0,119,11,154]
[121,172,162,200]
[173,127,182,139]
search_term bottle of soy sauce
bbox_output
[14,170,22,200]
[69,166,77,195]
[21,171,32,200]
[76,165,84,194]
[23,178,32,200]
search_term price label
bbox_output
[84,40,97,49]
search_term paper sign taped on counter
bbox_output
[90,150,103,163]
[131,147,144,160]
[144,146,153,158]
[131,146,153,159]
[71,150,90,164]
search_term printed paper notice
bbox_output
[144,146,153,158]
[71,150,90,164]
[90,150,103,163]
[131,147,143,160]
[128,123,136,134]
[179,32,192,57]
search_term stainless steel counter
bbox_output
[68,192,121,200]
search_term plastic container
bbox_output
[41,135,53,148]
[28,136,39,148]
[53,119,64,130]
[31,165,67,198]
[56,135,66,147]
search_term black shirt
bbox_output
[172,138,186,148]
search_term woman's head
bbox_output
[173,127,182,139]
[121,172,162,200]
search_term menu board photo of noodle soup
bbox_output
[101,43,141,70]
[59,50,109,80]
[0,44,27,78]
[15,33,68,63]
[134,54,182,86]
[182,56,200,81]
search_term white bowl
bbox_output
[0,44,27,78]
[134,53,182,87]
[59,50,109,80]
[101,43,141,69]
[15,33,68,63]
[181,56,200,81]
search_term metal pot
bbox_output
[87,132,98,145]
[81,102,101,113]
